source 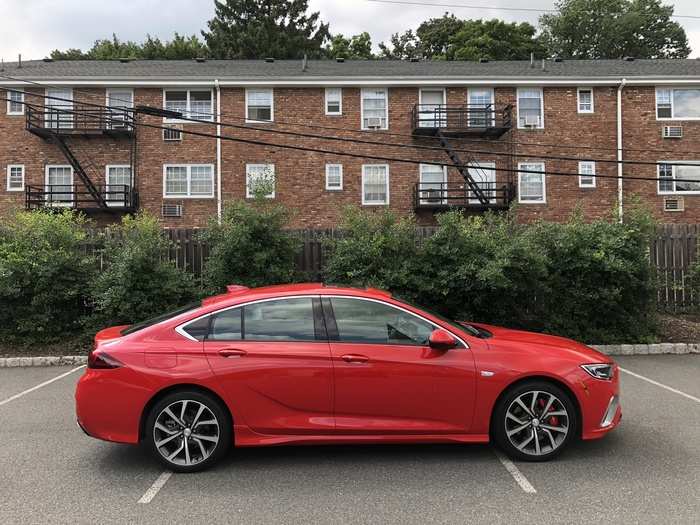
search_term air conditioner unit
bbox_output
[523,115,540,127]
[663,196,684,212]
[420,189,442,203]
[163,125,183,141]
[161,203,183,217]
[662,126,683,139]
[365,117,384,129]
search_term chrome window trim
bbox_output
[175,293,470,348]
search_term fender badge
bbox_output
[480,370,495,377]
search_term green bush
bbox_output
[323,206,656,344]
[323,207,424,301]
[201,199,301,292]
[0,210,95,343]
[90,213,196,326]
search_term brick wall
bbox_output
[1,83,698,228]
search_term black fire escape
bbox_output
[411,103,515,211]
[24,103,138,213]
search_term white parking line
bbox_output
[494,450,536,493]
[0,365,85,407]
[619,367,700,404]
[138,471,173,504]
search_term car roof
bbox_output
[201,283,392,309]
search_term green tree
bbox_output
[203,0,330,59]
[325,32,374,59]
[51,33,208,60]
[539,0,691,59]
[379,15,544,60]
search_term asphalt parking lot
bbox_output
[0,355,698,524]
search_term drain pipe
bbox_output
[617,78,627,223]
[215,78,222,224]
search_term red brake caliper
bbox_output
[539,398,559,425]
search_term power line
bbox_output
[365,0,700,20]
[8,84,700,170]
[5,74,700,158]
[6,94,699,186]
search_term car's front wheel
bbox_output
[145,390,231,473]
[493,381,577,462]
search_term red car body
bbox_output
[76,284,620,460]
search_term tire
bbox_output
[144,390,232,473]
[493,380,578,462]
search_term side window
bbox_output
[330,298,434,346]
[209,307,243,341]
[244,298,316,341]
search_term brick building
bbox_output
[1,58,700,227]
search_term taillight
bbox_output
[87,350,124,369]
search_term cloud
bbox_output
[1,0,697,59]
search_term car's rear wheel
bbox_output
[493,381,577,462]
[145,390,231,473]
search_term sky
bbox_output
[1,0,698,60]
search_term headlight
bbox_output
[581,363,614,380]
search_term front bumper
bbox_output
[579,366,622,440]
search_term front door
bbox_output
[468,161,496,204]
[325,297,476,435]
[46,88,73,129]
[419,89,446,128]
[45,166,73,207]
[202,297,334,435]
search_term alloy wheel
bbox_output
[504,390,570,456]
[153,400,220,467]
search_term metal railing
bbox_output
[26,103,135,133]
[25,184,138,211]
[412,103,512,132]
[413,182,514,209]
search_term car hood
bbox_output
[470,322,611,362]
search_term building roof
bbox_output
[2,58,700,84]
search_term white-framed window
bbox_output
[163,90,213,121]
[577,88,594,113]
[419,164,447,204]
[325,88,342,115]
[518,162,546,203]
[246,89,274,122]
[362,164,389,205]
[45,165,74,206]
[418,88,446,128]
[658,162,700,194]
[578,161,596,188]
[468,88,495,127]
[106,89,133,129]
[246,164,275,198]
[105,165,132,206]
[6,164,24,191]
[517,87,544,128]
[7,89,24,115]
[361,88,388,130]
[656,88,700,120]
[325,164,343,190]
[163,164,214,198]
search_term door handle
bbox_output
[341,354,369,364]
[219,348,247,358]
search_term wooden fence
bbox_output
[85,225,700,311]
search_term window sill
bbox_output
[517,199,547,204]
[362,202,389,206]
[163,195,215,199]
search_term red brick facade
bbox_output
[1,82,698,227]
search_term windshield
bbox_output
[120,302,201,336]
[392,296,488,338]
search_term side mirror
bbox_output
[428,329,458,351]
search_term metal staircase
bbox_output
[437,131,490,206]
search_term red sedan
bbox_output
[75,283,621,472]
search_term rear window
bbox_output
[120,302,201,336]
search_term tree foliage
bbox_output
[539,0,691,59]
[0,211,94,343]
[379,15,545,60]
[201,198,301,293]
[203,0,330,59]
[51,33,208,60]
[325,32,374,59]
[89,213,196,327]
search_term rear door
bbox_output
[324,296,477,435]
[201,296,334,435]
